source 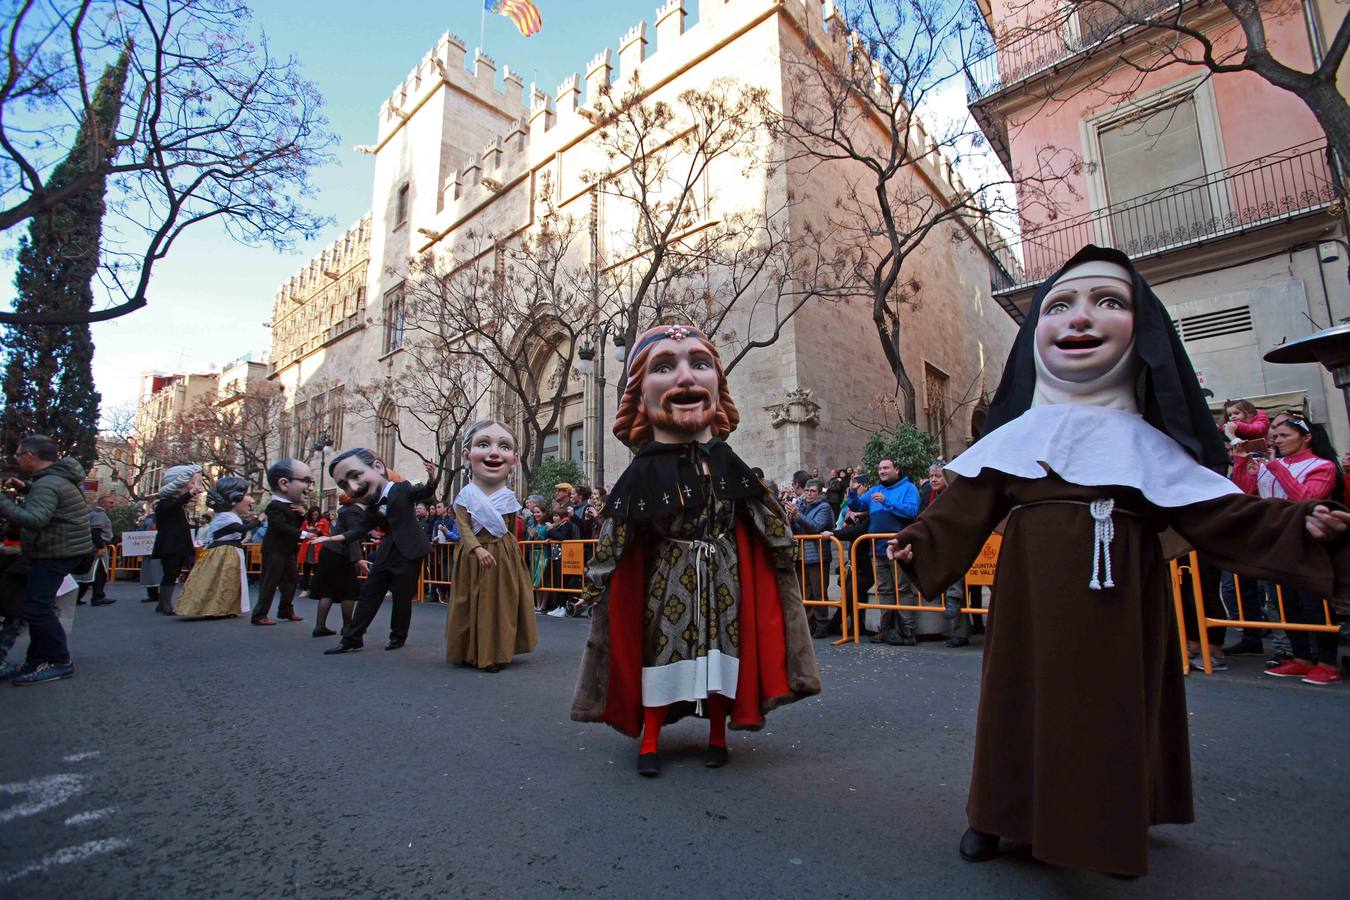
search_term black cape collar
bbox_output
[605,438,765,522]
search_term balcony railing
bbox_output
[1003,141,1341,294]
[967,0,1184,103]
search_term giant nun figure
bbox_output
[888,245,1350,876]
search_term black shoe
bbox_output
[312,627,336,637]
[810,626,830,639]
[384,640,405,651]
[703,745,729,768]
[884,630,916,647]
[869,631,888,644]
[484,663,502,673]
[946,637,970,648]
[91,598,116,607]
[637,752,661,778]
[141,596,157,603]
[1223,640,1265,655]
[958,827,1000,862]
[324,642,362,655]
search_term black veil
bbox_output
[983,245,1228,470]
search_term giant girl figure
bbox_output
[888,245,1350,877]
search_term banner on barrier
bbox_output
[120,531,157,557]
[966,534,1002,586]
[561,541,586,576]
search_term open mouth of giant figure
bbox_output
[664,388,711,415]
[1053,334,1105,354]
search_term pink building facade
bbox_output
[969,0,1350,443]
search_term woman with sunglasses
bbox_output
[1233,414,1344,685]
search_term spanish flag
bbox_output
[486,0,543,38]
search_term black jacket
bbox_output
[151,491,195,559]
[366,478,437,572]
[322,503,369,563]
[261,499,305,556]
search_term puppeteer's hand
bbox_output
[886,539,913,564]
[424,460,436,480]
[357,560,370,576]
[473,546,496,569]
[1305,505,1350,542]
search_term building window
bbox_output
[924,364,950,458]
[541,431,560,461]
[376,399,397,470]
[396,183,410,226]
[567,424,584,464]
[1096,95,1212,250]
[328,387,345,447]
[382,284,405,354]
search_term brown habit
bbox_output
[897,470,1347,876]
[445,508,538,669]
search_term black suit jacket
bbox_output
[366,478,437,572]
[261,499,304,556]
[151,491,194,559]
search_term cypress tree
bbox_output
[1,47,131,466]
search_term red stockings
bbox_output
[639,695,731,754]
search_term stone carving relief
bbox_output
[765,387,821,429]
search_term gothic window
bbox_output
[396,183,410,226]
[383,284,406,354]
[924,363,950,458]
[376,399,397,469]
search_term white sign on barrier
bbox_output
[120,531,156,557]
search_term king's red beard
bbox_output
[646,385,716,438]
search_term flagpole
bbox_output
[479,3,487,53]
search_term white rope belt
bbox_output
[668,538,719,632]
[1011,499,1136,592]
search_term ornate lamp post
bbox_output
[574,329,627,488]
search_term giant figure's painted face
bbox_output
[464,423,517,489]
[1034,264,1135,384]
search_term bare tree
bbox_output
[183,381,287,492]
[774,0,1065,420]
[401,210,594,484]
[0,0,336,325]
[350,353,490,499]
[96,401,196,500]
[585,75,837,375]
[986,1,1350,164]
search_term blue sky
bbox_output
[59,1,684,412]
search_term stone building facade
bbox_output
[266,0,1018,487]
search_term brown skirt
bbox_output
[445,532,537,668]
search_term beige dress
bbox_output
[445,507,538,668]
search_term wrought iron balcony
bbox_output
[967,0,1184,104]
[1002,140,1341,295]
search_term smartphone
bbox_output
[1235,438,1268,455]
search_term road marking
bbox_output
[62,751,101,763]
[64,807,115,827]
[0,774,84,824]
[0,838,132,884]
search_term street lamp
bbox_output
[1263,323,1350,425]
[313,432,333,506]
[573,329,628,488]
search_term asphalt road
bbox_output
[2,581,1348,899]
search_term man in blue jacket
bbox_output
[847,457,920,645]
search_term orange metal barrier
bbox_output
[1170,551,1341,675]
[520,539,598,614]
[419,542,457,600]
[793,534,851,645]
[107,544,141,581]
[848,533,990,645]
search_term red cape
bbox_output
[598,518,792,736]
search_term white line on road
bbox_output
[64,807,115,826]
[0,838,132,884]
[62,751,101,763]
[0,774,84,825]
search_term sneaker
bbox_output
[1266,654,1294,669]
[1265,659,1315,678]
[12,660,74,686]
[0,662,23,681]
[1301,663,1343,686]
[1189,654,1228,671]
